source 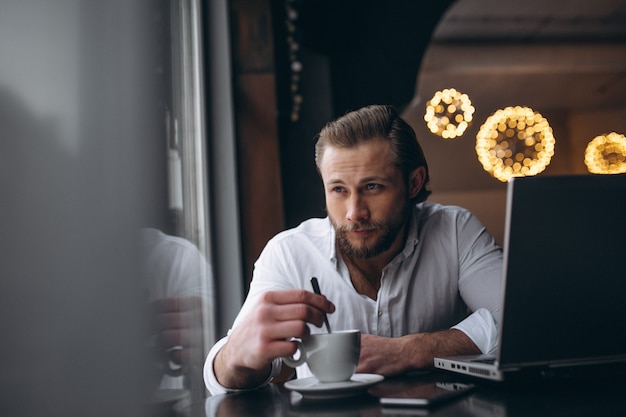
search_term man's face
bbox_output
[319,138,414,259]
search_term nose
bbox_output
[346,194,369,223]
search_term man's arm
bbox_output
[356,308,497,376]
[205,290,335,392]
[356,328,479,376]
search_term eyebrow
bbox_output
[325,175,392,186]
[361,175,392,184]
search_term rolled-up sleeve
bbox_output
[451,308,498,354]
[203,335,282,395]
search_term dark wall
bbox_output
[274,0,455,228]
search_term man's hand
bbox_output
[214,289,335,389]
[152,296,204,372]
[356,334,408,376]
[356,329,480,376]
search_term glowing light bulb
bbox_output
[584,132,626,174]
[424,89,475,139]
[476,106,555,182]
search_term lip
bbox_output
[348,229,375,238]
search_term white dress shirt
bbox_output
[204,202,503,394]
[141,228,213,389]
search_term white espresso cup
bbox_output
[282,329,361,383]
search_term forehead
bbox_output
[319,139,399,181]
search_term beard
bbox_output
[331,199,411,260]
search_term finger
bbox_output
[262,290,335,313]
[265,339,301,359]
[158,328,193,348]
[260,318,312,341]
[262,302,328,329]
[156,310,199,330]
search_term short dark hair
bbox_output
[315,104,431,203]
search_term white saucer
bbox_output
[284,373,384,400]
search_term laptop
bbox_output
[435,174,626,381]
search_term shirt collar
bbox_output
[326,217,338,265]
[385,204,422,268]
[400,203,422,259]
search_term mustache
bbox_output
[335,222,382,233]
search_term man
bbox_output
[141,228,213,390]
[204,105,502,394]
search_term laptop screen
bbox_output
[498,174,626,368]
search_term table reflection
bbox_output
[208,386,286,417]
[198,371,626,417]
[203,376,504,417]
[207,385,381,417]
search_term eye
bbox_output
[365,183,381,191]
[331,186,345,193]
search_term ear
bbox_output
[408,166,426,200]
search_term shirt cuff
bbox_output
[451,308,498,354]
[203,336,282,395]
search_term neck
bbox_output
[340,222,409,300]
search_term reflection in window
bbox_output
[143,0,215,410]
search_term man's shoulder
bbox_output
[269,217,332,244]
[257,217,333,263]
[417,201,473,220]
[247,217,334,278]
[415,202,490,241]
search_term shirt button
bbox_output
[377,309,383,317]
